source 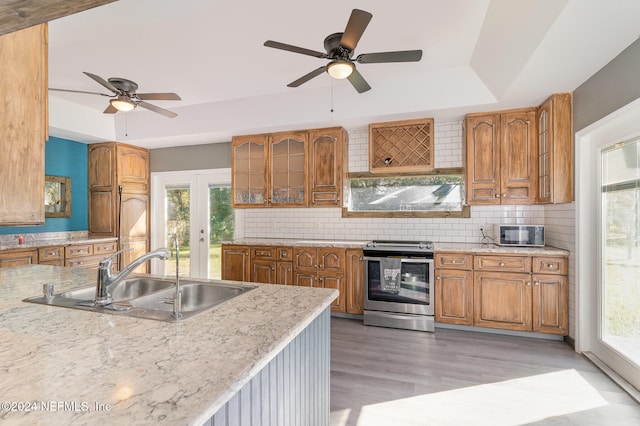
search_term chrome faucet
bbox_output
[172,236,182,319]
[95,248,172,306]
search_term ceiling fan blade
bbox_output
[103,104,118,114]
[137,101,178,118]
[136,92,181,101]
[264,40,327,58]
[356,50,423,64]
[340,9,373,51]
[49,87,112,97]
[287,66,327,88]
[346,68,371,93]
[83,72,119,93]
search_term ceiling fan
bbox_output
[264,9,422,93]
[49,72,181,118]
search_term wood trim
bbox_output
[341,205,471,219]
[348,167,463,179]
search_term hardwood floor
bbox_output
[330,318,640,426]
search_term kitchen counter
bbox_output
[434,242,569,256]
[0,236,117,252]
[0,265,337,425]
[223,238,569,256]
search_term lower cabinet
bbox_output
[222,243,361,314]
[0,249,38,268]
[65,241,117,269]
[38,246,65,266]
[435,252,568,335]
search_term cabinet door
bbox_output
[120,239,149,273]
[346,249,364,315]
[222,245,250,281]
[232,135,268,207]
[320,274,346,312]
[309,128,343,207]
[251,259,276,284]
[537,99,552,203]
[117,145,149,191]
[0,24,47,225]
[270,132,308,206]
[88,144,116,191]
[120,192,149,239]
[500,109,536,204]
[465,114,501,204]
[89,190,116,236]
[293,271,315,287]
[435,269,474,325]
[532,274,568,335]
[277,261,293,285]
[474,271,532,331]
[0,250,38,268]
[293,247,317,270]
[318,247,345,273]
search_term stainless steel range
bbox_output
[363,240,435,332]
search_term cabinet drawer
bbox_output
[65,257,101,269]
[532,256,568,275]
[474,255,531,273]
[435,253,472,270]
[94,241,117,255]
[65,244,94,258]
[277,247,292,261]
[251,246,276,260]
[38,246,64,261]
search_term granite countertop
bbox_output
[0,236,118,252]
[434,242,570,256]
[223,238,570,256]
[0,265,337,425]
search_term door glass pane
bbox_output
[165,184,191,277]
[601,137,640,363]
[208,184,234,279]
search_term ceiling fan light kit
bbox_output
[264,9,422,93]
[110,95,135,112]
[327,60,354,79]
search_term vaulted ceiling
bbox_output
[45,0,640,148]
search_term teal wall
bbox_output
[0,137,88,234]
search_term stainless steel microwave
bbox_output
[494,225,545,247]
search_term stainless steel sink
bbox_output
[24,277,257,322]
[59,277,176,302]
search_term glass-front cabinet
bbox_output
[232,134,268,207]
[270,132,308,206]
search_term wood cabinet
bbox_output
[221,245,250,282]
[0,249,38,268]
[293,246,346,312]
[0,24,48,225]
[436,251,568,335]
[435,253,473,325]
[308,127,347,207]
[537,93,573,204]
[64,241,117,269]
[346,249,364,315]
[38,246,65,266]
[465,108,537,205]
[369,118,434,173]
[88,142,150,273]
[231,127,346,209]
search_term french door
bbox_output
[150,169,235,279]
[577,98,640,391]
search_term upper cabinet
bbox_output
[465,108,537,205]
[537,93,573,204]
[232,127,347,208]
[0,24,48,225]
[369,118,434,174]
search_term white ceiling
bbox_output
[46,0,640,149]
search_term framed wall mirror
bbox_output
[45,175,71,218]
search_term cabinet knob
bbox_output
[495,194,500,198]
[499,262,505,266]
[547,264,555,268]
[451,260,456,264]
[527,282,531,286]
[436,276,441,280]
[534,281,539,286]
[502,193,507,198]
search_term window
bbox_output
[344,174,468,218]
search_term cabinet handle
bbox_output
[547,263,555,268]
[436,276,441,280]
[495,194,500,198]
[451,260,456,264]
[499,262,505,266]
[534,281,539,286]
[527,282,531,286]
[502,193,506,198]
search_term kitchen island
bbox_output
[0,265,337,425]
